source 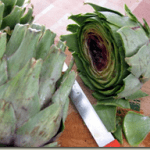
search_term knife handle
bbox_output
[104,139,120,147]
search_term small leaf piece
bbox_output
[123,111,150,146]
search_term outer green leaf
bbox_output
[7,28,42,79]
[39,46,66,107]
[126,90,148,100]
[52,71,76,106]
[0,58,8,85]
[16,0,25,6]
[1,0,17,17]
[60,33,79,53]
[86,2,123,16]
[123,111,150,146]
[94,105,116,132]
[36,29,56,60]
[0,58,42,127]
[67,24,79,33]
[117,74,142,98]
[0,32,6,59]
[125,42,150,81]
[0,2,4,28]
[20,7,33,24]
[1,6,23,29]
[0,100,16,145]
[117,26,149,57]
[15,103,62,147]
[113,124,123,144]
[5,24,28,57]
[97,98,130,109]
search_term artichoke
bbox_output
[0,0,34,34]
[0,23,75,147]
[61,3,150,146]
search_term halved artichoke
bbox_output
[0,23,75,147]
[61,3,150,146]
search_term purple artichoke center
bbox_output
[87,33,107,71]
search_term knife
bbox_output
[63,63,120,147]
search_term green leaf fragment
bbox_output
[123,111,150,146]
[113,124,123,144]
[94,105,116,132]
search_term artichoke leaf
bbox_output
[0,32,6,59]
[1,6,23,29]
[5,23,29,57]
[123,111,150,146]
[125,42,150,80]
[86,2,123,16]
[0,2,4,28]
[113,123,123,144]
[97,98,130,109]
[1,0,17,17]
[0,58,42,127]
[16,0,25,6]
[15,102,62,147]
[52,71,76,106]
[126,89,148,100]
[56,40,66,52]
[60,33,79,53]
[36,29,56,60]
[7,27,42,79]
[0,58,8,85]
[39,46,66,107]
[117,26,149,57]
[20,7,33,24]
[0,99,16,145]
[67,24,79,33]
[117,74,142,99]
[30,23,46,33]
[44,142,58,147]
[68,13,96,26]
[94,105,117,132]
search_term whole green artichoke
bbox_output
[61,3,150,146]
[0,0,34,33]
[0,23,75,147]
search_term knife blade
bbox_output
[63,63,120,147]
